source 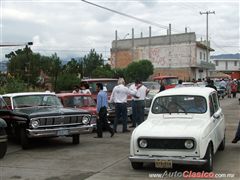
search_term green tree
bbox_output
[55,73,80,92]
[125,59,154,82]
[62,58,82,76]
[82,49,104,77]
[92,64,114,78]
[0,76,27,94]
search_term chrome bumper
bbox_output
[129,155,207,165]
[27,125,93,138]
[0,135,7,143]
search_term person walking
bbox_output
[110,78,130,133]
[231,80,237,98]
[95,83,114,138]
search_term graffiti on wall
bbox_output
[136,43,195,68]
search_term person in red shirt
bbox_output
[231,80,237,98]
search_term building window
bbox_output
[216,61,218,66]
[234,61,237,66]
[200,52,202,60]
[225,61,228,70]
[204,53,206,60]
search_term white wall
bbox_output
[135,43,196,68]
[214,59,240,71]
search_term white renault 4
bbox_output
[129,87,225,172]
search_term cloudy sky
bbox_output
[0,0,239,61]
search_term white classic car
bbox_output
[129,87,225,172]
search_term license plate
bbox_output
[57,129,69,136]
[155,160,172,168]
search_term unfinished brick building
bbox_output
[111,32,215,81]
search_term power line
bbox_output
[81,0,170,30]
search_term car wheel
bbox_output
[0,129,7,159]
[72,134,80,144]
[203,144,213,172]
[20,128,30,149]
[131,162,143,170]
[218,135,225,151]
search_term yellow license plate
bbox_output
[155,160,172,168]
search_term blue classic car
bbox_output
[1,92,93,149]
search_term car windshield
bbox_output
[152,95,207,114]
[87,81,118,93]
[13,95,63,109]
[63,96,96,108]
[163,78,178,85]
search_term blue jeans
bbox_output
[135,100,145,125]
[114,103,128,132]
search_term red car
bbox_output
[57,93,97,129]
[153,76,178,89]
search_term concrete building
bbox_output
[211,57,240,79]
[111,32,215,81]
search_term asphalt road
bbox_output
[0,95,239,180]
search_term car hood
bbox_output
[79,107,97,115]
[14,106,89,118]
[134,115,206,138]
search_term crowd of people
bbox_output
[71,77,239,143]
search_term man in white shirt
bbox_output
[128,80,140,128]
[110,78,130,133]
[135,80,150,125]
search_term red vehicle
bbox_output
[57,93,97,128]
[153,76,178,89]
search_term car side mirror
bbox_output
[213,112,220,119]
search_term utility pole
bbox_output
[200,11,215,77]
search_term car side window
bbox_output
[212,93,219,112]
[209,95,214,117]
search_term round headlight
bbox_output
[184,139,194,149]
[31,120,39,128]
[139,139,148,148]
[82,116,90,125]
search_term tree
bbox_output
[125,60,154,83]
[62,58,82,76]
[82,49,104,77]
[55,73,80,92]
[92,64,114,78]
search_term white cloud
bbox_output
[1,0,239,59]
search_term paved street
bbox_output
[0,95,240,180]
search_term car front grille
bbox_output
[34,115,88,127]
[138,138,195,150]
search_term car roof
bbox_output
[2,92,56,97]
[56,93,92,97]
[156,87,215,97]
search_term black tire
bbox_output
[0,129,7,159]
[218,136,225,151]
[203,144,213,172]
[20,128,30,149]
[72,134,80,144]
[131,162,143,170]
